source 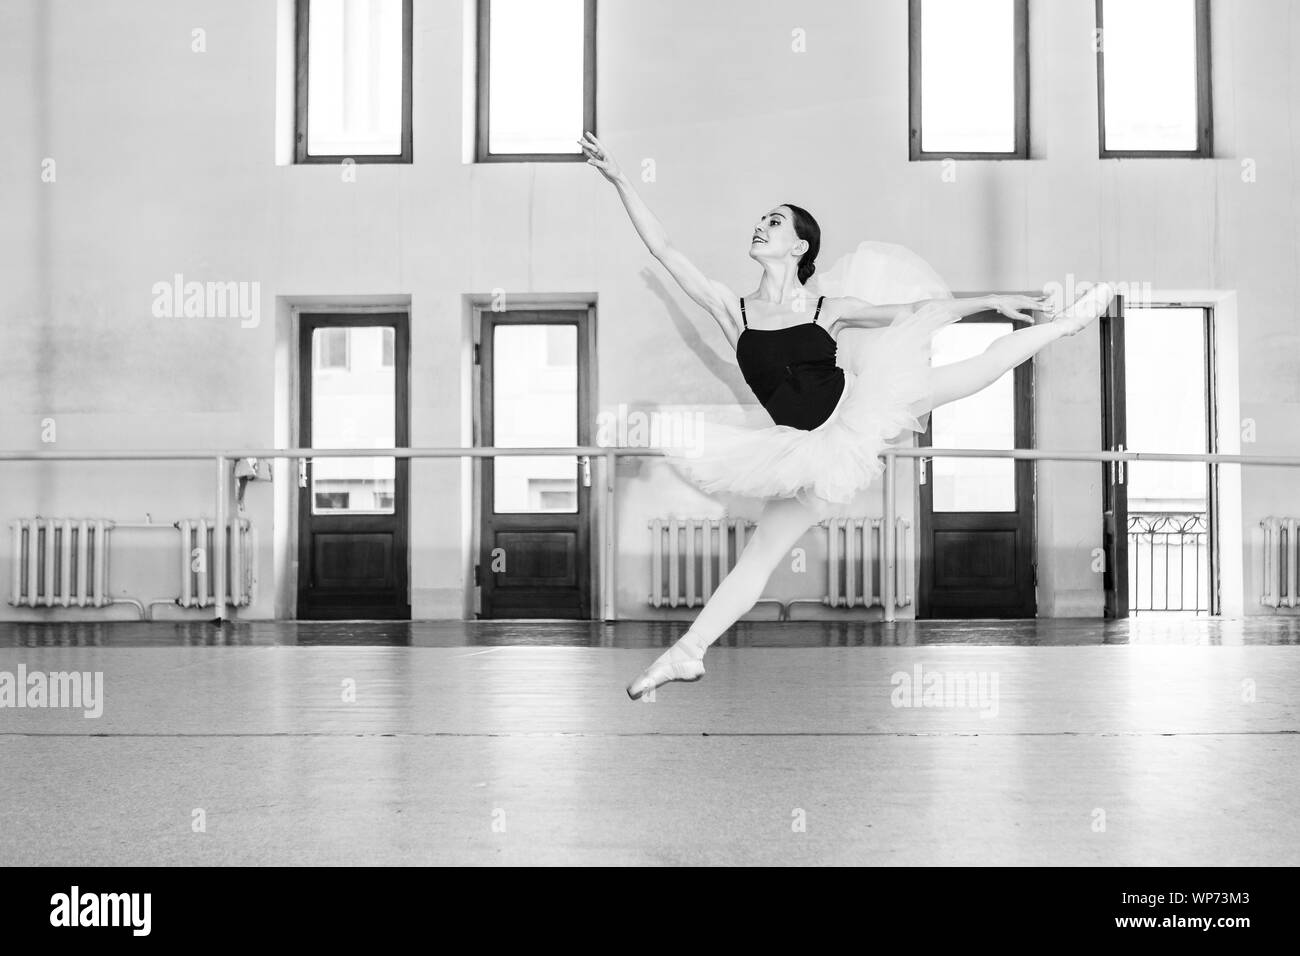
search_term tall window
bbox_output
[477,0,597,162]
[910,0,1028,160]
[295,0,413,163]
[1096,0,1211,157]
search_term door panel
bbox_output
[935,529,1019,586]
[919,311,1036,618]
[479,309,592,618]
[312,534,395,588]
[298,314,410,620]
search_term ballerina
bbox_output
[577,132,1116,701]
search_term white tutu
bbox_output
[663,241,959,510]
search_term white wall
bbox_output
[1,0,1295,621]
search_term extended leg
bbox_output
[918,282,1115,411]
[922,321,1068,410]
[626,493,830,699]
[685,494,830,650]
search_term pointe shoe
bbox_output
[1053,282,1116,335]
[626,645,705,700]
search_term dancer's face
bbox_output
[748,206,806,268]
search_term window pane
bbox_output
[1123,308,1207,508]
[1101,0,1200,151]
[930,323,1017,512]
[488,0,585,154]
[307,0,405,155]
[317,327,349,369]
[920,0,1016,153]
[493,325,578,513]
[311,326,396,514]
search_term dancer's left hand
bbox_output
[989,294,1049,322]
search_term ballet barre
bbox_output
[0,446,660,624]
[875,446,1297,622]
[4,445,1296,624]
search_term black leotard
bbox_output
[736,295,846,431]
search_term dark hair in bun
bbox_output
[782,203,820,285]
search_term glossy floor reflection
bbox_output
[1,620,1297,865]
[2,615,1299,648]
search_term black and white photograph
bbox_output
[0,0,1293,916]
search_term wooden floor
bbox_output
[1,618,1297,865]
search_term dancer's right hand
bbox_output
[989,294,1049,322]
[578,131,624,184]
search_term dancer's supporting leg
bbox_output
[626,492,831,699]
[916,282,1114,412]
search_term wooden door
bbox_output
[918,310,1037,618]
[478,308,592,618]
[298,313,410,620]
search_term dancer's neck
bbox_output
[753,261,805,305]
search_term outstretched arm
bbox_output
[579,132,741,346]
[823,294,1046,336]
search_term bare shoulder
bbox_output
[818,295,871,320]
[816,295,848,334]
[818,295,880,337]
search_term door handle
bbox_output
[298,458,309,489]
[919,457,928,485]
[579,455,592,488]
[1117,443,1125,485]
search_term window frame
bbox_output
[475,0,598,163]
[909,0,1029,161]
[1096,0,1213,159]
[294,0,414,165]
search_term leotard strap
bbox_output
[812,295,825,323]
[740,297,747,328]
